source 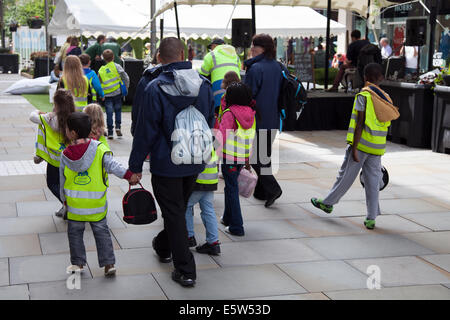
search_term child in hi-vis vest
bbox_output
[311,63,399,230]
[60,113,139,276]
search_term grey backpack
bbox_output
[171,104,213,165]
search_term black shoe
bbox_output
[172,270,196,287]
[219,216,228,226]
[265,190,282,208]
[188,236,197,248]
[196,241,221,256]
[253,193,266,201]
[152,237,172,263]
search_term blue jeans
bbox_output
[222,164,244,235]
[185,191,219,244]
[104,95,122,133]
[68,217,115,268]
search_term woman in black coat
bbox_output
[244,34,284,207]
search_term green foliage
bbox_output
[314,68,339,85]
[5,0,55,26]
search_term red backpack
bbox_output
[122,184,157,225]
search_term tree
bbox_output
[5,0,55,26]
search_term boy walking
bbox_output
[98,49,129,139]
[311,63,398,229]
[185,149,220,255]
[60,113,139,275]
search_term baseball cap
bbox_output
[208,38,225,49]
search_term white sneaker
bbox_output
[66,265,84,274]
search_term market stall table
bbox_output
[432,85,450,154]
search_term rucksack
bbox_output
[278,63,308,130]
[357,44,382,80]
[122,184,157,225]
[171,104,213,165]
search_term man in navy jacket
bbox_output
[128,37,215,287]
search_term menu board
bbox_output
[294,53,314,83]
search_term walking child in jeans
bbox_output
[185,148,220,255]
[311,63,395,230]
[98,49,129,139]
[60,113,139,276]
[217,82,256,236]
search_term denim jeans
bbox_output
[68,217,115,267]
[104,95,122,133]
[221,164,244,235]
[185,191,219,244]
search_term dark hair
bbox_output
[53,89,76,144]
[97,35,106,43]
[252,34,276,60]
[67,112,91,140]
[222,71,240,89]
[225,82,253,107]
[159,37,184,62]
[70,37,79,47]
[364,63,383,83]
[351,30,361,39]
[79,54,90,66]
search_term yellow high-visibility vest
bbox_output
[98,61,121,95]
[62,76,89,112]
[35,115,65,167]
[196,148,218,185]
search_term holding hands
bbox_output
[128,173,142,185]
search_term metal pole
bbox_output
[428,0,437,71]
[150,0,156,56]
[174,1,180,39]
[251,0,256,36]
[366,0,371,39]
[324,0,331,90]
[0,0,5,48]
[160,19,164,41]
[45,0,50,75]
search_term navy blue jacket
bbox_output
[244,54,284,130]
[128,61,215,177]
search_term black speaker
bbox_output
[123,59,144,105]
[405,19,427,46]
[232,19,252,48]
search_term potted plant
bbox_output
[28,16,44,29]
[9,21,19,32]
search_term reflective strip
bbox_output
[351,113,357,120]
[102,76,119,85]
[74,97,87,102]
[102,82,120,91]
[64,189,106,200]
[197,172,218,181]
[213,89,226,96]
[36,143,60,161]
[200,67,210,76]
[67,204,108,215]
[211,51,217,66]
[348,126,388,137]
[210,63,240,72]
[76,106,85,112]
[359,137,386,149]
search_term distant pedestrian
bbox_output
[311,63,396,230]
[244,34,284,208]
[217,82,257,236]
[380,38,392,59]
[30,89,76,218]
[215,70,241,129]
[66,37,82,57]
[60,112,140,276]
[84,35,107,73]
[54,36,72,71]
[79,54,105,104]
[98,49,129,139]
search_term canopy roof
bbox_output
[154,0,398,19]
[158,5,347,39]
[48,0,150,38]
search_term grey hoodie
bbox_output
[59,140,127,203]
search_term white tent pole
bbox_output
[225,0,240,34]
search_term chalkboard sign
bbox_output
[294,53,314,83]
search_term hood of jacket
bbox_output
[244,53,265,69]
[142,63,163,79]
[227,105,256,129]
[62,139,101,173]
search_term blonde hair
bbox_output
[83,104,105,140]
[62,56,87,97]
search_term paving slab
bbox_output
[0,216,56,236]
[153,264,307,300]
[288,217,366,237]
[302,234,434,260]
[401,212,450,232]
[420,254,450,273]
[404,231,450,254]
[0,203,17,218]
[39,231,120,255]
[379,198,449,215]
[29,274,167,300]
[219,219,308,241]
[278,260,369,292]
[0,258,8,286]
[10,253,92,285]
[212,239,324,267]
[0,285,29,300]
[228,203,315,221]
[0,189,46,203]
[346,256,450,287]
[346,215,431,234]
[0,234,41,258]
[243,293,329,300]
[299,200,368,218]
[0,175,47,191]
[17,201,62,217]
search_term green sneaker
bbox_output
[311,198,333,214]
[364,219,376,230]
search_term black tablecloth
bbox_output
[291,92,355,131]
[380,81,434,149]
[432,85,450,154]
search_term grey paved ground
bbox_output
[0,74,449,300]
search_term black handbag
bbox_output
[122,183,157,225]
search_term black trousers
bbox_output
[151,174,197,279]
[251,129,282,200]
[47,163,62,203]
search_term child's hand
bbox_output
[352,146,359,163]
[128,173,141,185]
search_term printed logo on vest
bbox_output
[74,171,91,185]
[58,143,66,152]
